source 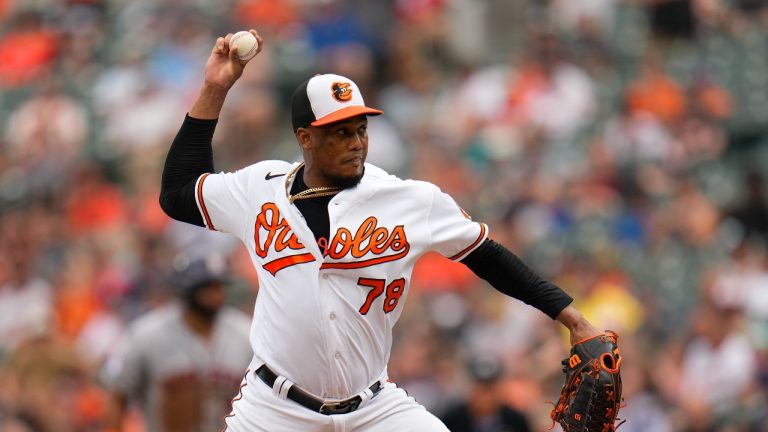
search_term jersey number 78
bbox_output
[357,277,405,315]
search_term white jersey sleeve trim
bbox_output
[193,173,216,231]
[448,222,489,261]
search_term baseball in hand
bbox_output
[229,31,259,61]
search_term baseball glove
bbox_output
[550,330,624,432]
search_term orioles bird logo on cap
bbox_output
[331,82,353,103]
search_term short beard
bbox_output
[184,295,219,322]
[327,168,364,189]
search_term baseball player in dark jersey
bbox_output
[159,30,600,431]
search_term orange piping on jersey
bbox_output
[263,252,316,276]
[197,173,216,231]
[320,245,410,270]
[221,369,250,432]
[448,223,486,260]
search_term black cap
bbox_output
[172,256,229,295]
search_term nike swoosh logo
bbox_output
[265,172,286,180]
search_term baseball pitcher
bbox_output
[159,30,617,431]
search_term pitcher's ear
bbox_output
[296,127,313,149]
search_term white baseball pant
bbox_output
[222,369,449,432]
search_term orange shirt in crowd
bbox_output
[55,286,102,341]
[66,182,128,235]
[0,29,57,87]
[234,0,299,29]
[626,70,686,123]
[411,252,476,292]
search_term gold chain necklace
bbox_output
[285,163,343,203]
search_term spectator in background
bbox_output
[676,299,758,430]
[575,271,645,335]
[64,165,128,237]
[102,257,252,432]
[648,0,696,40]
[664,74,731,168]
[626,53,686,125]
[0,11,57,88]
[4,80,88,180]
[233,0,299,33]
[56,3,106,91]
[0,210,53,359]
[503,30,596,141]
[690,74,732,121]
[729,172,768,243]
[303,0,374,54]
[550,0,620,37]
[667,180,721,246]
[708,238,768,423]
[4,334,108,432]
[614,338,673,432]
[100,78,187,154]
[440,354,531,432]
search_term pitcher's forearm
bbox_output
[189,83,230,120]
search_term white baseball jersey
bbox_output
[194,161,488,400]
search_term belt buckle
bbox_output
[319,401,343,415]
[319,398,358,415]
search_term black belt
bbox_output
[255,365,382,415]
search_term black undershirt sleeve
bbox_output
[460,239,573,319]
[159,115,218,226]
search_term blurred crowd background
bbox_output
[1,0,768,431]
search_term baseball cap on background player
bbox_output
[291,73,383,132]
[172,255,230,296]
[467,353,505,383]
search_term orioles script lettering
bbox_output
[254,203,410,275]
[254,202,305,257]
[320,217,409,269]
